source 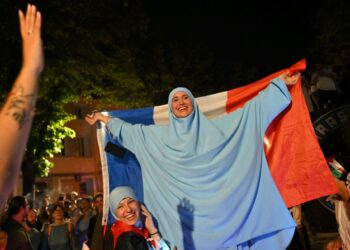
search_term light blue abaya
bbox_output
[106,78,296,250]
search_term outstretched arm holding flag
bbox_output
[84,67,320,249]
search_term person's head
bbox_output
[110,186,141,226]
[50,203,65,223]
[43,194,51,208]
[70,191,78,202]
[93,193,103,213]
[64,199,71,210]
[169,88,194,118]
[7,196,29,222]
[26,209,38,227]
[58,193,66,204]
[80,198,92,213]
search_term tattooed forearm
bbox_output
[4,86,36,129]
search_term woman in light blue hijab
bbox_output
[109,186,173,250]
[86,74,299,250]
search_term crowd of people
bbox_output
[0,191,103,249]
[0,188,175,250]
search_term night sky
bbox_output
[145,0,309,77]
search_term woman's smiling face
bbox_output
[115,197,141,226]
[171,91,194,118]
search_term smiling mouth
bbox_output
[125,212,136,220]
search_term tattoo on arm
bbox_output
[5,86,36,129]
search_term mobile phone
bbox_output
[104,142,126,158]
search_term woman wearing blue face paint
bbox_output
[85,73,300,250]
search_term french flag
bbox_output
[96,59,337,225]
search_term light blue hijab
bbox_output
[109,186,143,229]
[106,79,296,249]
[165,87,225,157]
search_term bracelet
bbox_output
[149,231,159,236]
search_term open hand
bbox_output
[141,204,158,236]
[19,4,44,74]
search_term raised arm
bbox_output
[0,4,44,211]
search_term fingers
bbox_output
[35,11,42,35]
[18,4,41,37]
[141,204,147,213]
[18,9,25,37]
[141,204,151,216]
[27,5,36,35]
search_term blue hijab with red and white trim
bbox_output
[98,78,295,249]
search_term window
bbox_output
[62,137,91,157]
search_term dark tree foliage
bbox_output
[2,0,347,177]
[0,0,153,176]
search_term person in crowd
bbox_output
[71,197,83,225]
[309,63,341,111]
[2,196,33,249]
[110,186,175,250]
[38,195,51,227]
[40,203,78,250]
[0,4,44,211]
[87,193,114,250]
[286,205,311,250]
[57,193,66,206]
[327,155,350,249]
[25,209,41,250]
[93,193,103,216]
[85,73,300,249]
[70,192,79,202]
[63,199,73,219]
[74,198,94,249]
[87,193,103,242]
[27,208,42,231]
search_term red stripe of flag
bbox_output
[226,59,337,207]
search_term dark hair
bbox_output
[81,197,91,203]
[49,203,65,222]
[7,196,27,216]
[116,232,148,250]
[93,193,103,202]
[51,203,64,213]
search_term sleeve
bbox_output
[106,117,147,153]
[151,238,174,250]
[212,78,291,135]
[256,77,291,132]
